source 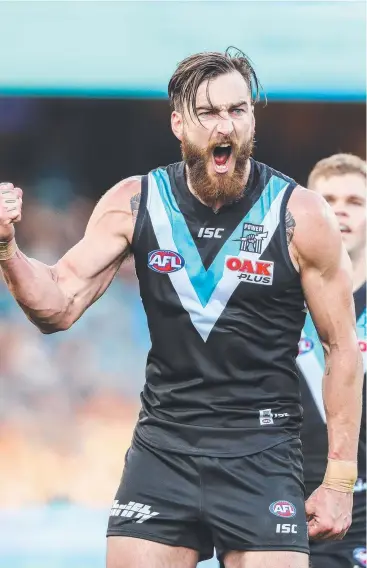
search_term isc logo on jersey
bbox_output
[269,501,296,518]
[225,256,274,284]
[298,337,314,355]
[148,250,185,273]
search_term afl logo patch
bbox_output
[148,250,185,273]
[353,547,367,567]
[269,500,296,518]
[298,337,314,355]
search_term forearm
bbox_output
[323,341,363,462]
[0,245,69,333]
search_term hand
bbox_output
[0,182,23,241]
[305,484,353,541]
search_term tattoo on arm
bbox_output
[285,208,296,245]
[130,193,141,224]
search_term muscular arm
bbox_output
[289,188,363,462]
[0,177,141,333]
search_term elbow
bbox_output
[38,318,73,334]
[31,312,74,335]
[38,323,68,335]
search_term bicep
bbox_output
[55,229,129,305]
[292,188,356,348]
[300,246,356,348]
[52,180,137,316]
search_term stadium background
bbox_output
[0,1,365,567]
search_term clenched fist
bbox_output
[305,485,353,541]
[0,182,23,241]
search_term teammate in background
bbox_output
[298,154,366,568]
[0,50,363,568]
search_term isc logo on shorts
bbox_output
[225,256,274,284]
[269,500,296,518]
[276,523,298,534]
[148,250,185,273]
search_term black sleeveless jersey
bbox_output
[131,159,306,456]
[298,283,366,496]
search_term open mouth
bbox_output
[212,144,232,173]
[339,224,351,234]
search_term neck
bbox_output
[349,247,366,292]
[185,160,251,212]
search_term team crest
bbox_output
[235,222,268,254]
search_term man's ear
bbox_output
[171,110,184,141]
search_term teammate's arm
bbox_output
[0,178,141,333]
[289,187,363,539]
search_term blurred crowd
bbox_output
[0,96,365,511]
[0,183,151,507]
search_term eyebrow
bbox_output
[324,192,365,202]
[196,100,249,112]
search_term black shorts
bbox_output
[309,490,366,568]
[107,435,309,562]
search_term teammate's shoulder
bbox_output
[252,158,296,185]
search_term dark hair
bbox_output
[168,47,263,120]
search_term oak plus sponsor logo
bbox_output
[269,500,296,518]
[110,500,160,523]
[225,256,274,285]
[148,250,185,273]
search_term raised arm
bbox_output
[0,177,141,333]
[289,187,363,539]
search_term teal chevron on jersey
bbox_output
[152,168,289,307]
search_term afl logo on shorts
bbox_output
[269,500,296,518]
[298,337,314,355]
[148,250,185,273]
[353,547,367,567]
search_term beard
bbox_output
[181,133,254,206]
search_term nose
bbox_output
[333,202,348,218]
[216,116,234,136]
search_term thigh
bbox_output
[204,438,309,560]
[107,437,213,562]
[107,535,198,568]
[224,550,308,568]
